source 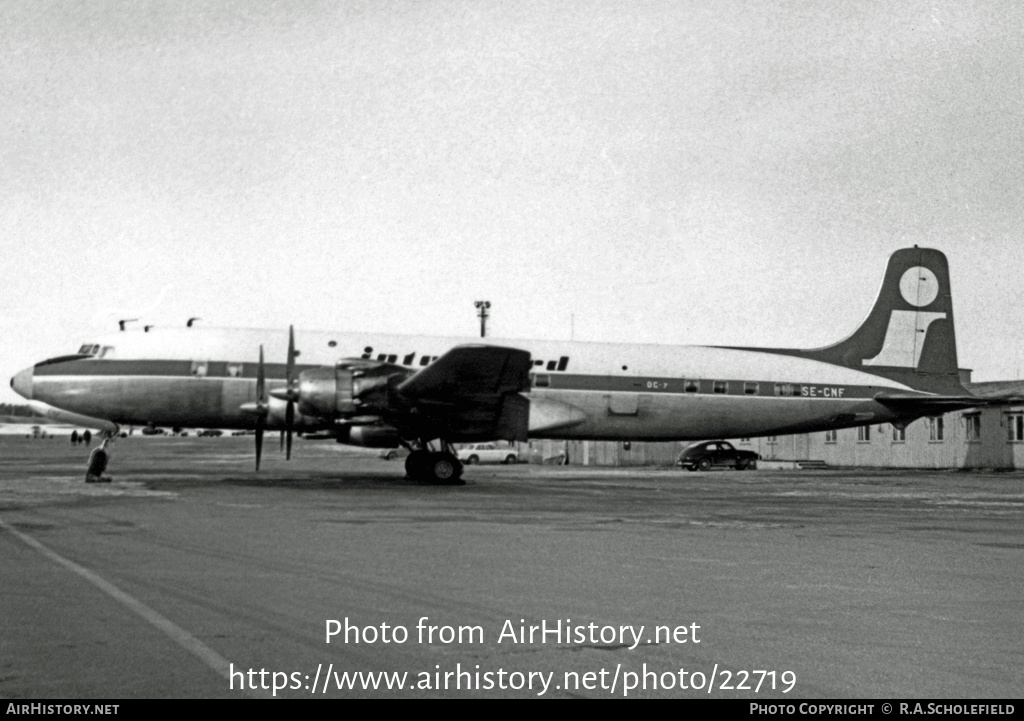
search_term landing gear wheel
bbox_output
[426,452,464,485]
[697,458,712,472]
[405,450,430,480]
[405,450,464,485]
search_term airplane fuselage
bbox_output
[18,326,916,442]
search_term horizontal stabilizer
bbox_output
[873,392,987,416]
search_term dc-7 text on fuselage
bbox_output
[10,248,989,484]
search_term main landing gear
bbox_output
[404,441,464,485]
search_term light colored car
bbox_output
[457,443,519,465]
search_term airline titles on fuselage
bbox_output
[359,345,571,373]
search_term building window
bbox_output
[739,437,751,444]
[1008,413,1024,442]
[857,425,871,442]
[891,425,906,443]
[928,416,944,442]
[824,429,837,443]
[766,435,777,444]
[964,414,981,442]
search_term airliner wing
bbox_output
[398,345,531,400]
[397,345,533,442]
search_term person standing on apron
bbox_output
[85,438,113,483]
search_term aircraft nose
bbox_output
[11,367,33,400]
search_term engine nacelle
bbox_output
[335,425,400,448]
[296,366,390,420]
[296,367,353,418]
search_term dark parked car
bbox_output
[677,441,759,471]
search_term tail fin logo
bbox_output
[898,266,939,307]
[863,266,946,369]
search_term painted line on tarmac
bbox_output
[0,518,232,681]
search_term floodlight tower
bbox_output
[474,301,491,338]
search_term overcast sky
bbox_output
[3,0,1023,403]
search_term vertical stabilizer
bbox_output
[732,248,966,394]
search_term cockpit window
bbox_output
[77,344,100,355]
[35,354,91,367]
[97,346,115,358]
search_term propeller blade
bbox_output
[255,345,266,470]
[285,325,296,460]
[256,345,266,404]
[255,418,264,471]
[285,400,294,460]
[287,325,295,387]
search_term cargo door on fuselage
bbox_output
[606,393,640,417]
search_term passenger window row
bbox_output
[682,380,799,396]
[530,375,801,395]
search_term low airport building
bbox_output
[526,379,1024,470]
